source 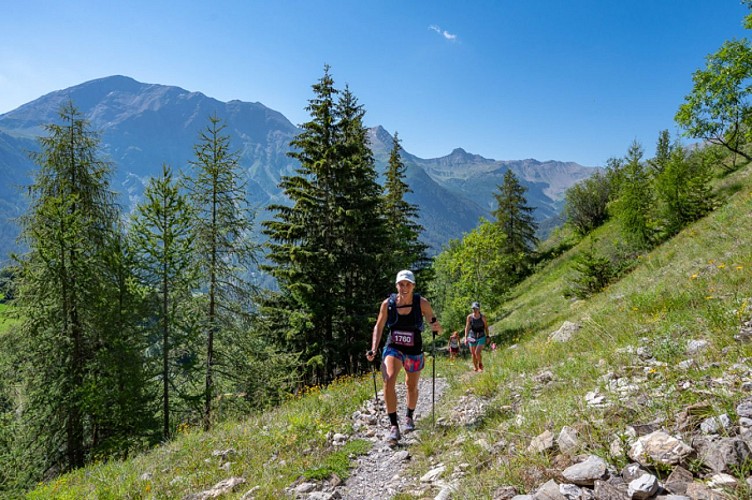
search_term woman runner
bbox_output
[464,302,489,372]
[366,270,442,444]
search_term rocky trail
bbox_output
[287,369,454,499]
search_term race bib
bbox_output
[391,330,415,347]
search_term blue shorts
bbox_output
[468,335,487,347]
[383,346,425,372]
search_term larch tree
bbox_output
[13,102,128,471]
[649,129,673,174]
[131,164,196,439]
[613,140,655,249]
[653,144,714,238]
[185,114,257,430]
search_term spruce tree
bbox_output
[332,86,390,373]
[492,169,538,278]
[263,68,388,382]
[185,114,257,430]
[382,132,429,277]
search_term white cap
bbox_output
[395,270,416,284]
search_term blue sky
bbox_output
[1,1,749,166]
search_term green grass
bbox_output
[27,376,374,499]
[25,162,752,498]
[303,439,371,481]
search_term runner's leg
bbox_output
[405,368,420,410]
[382,354,403,414]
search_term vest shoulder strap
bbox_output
[387,293,423,330]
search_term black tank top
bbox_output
[470,314,485,337]
[387,297,423,355]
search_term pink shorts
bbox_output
[382,346,425,373]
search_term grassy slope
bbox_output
[26,163,752,498]
[407,162,752,496]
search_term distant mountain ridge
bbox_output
[0,75,599,263]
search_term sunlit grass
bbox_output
[28,373,375,499]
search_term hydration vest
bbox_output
[386,293,423,332]
[386,293,424,355]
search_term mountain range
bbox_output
[0,75,599,264]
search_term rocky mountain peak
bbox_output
[0,76,601,262]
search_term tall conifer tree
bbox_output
[90,227,154,455]
[185,114,257,430]
[492,169,538,277]
[332,86,389,373]
[264,68,339,384]
[264,67,388,382]
[382,132,429,278]
[614,140,654,249]
[14,102,122,471]
[131,164,195,438]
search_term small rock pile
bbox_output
[494,318,752,499]
[507,409,752,499]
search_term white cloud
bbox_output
[429,25,457,42]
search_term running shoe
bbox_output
[405,417,416,432]
[387,425,401,443]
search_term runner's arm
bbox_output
[367,299,389,360]
[420,296,442,334]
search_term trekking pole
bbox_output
[369,351,379,409]
[432,329,436,427]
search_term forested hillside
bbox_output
[3,4,752,498]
